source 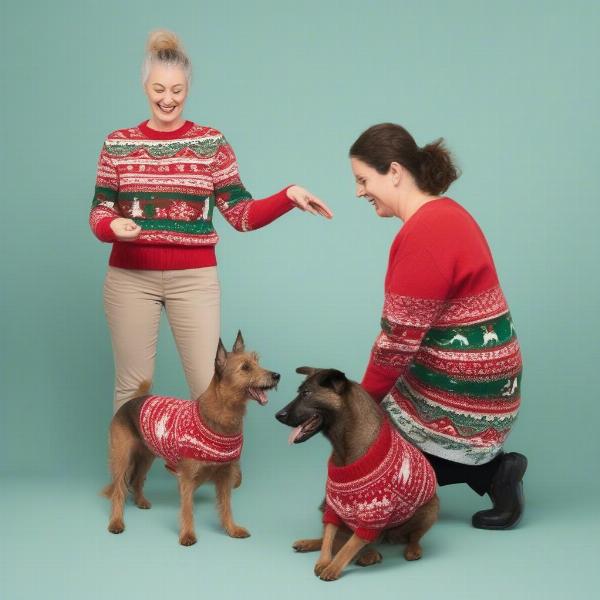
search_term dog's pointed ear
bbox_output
[296,366,318,377]
[319,369,348,395]
[215,338,228,378]
[232,330,245,354]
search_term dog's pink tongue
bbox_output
[288,426,303,445]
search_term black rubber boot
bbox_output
[471,452,528,530]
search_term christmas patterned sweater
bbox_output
[361,198,522,465]
[90,120,295,270]
[322,419,437,542]
[139,395,243,471]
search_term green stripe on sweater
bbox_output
[408,363,521,398]
[105,138,223,158]
[135,219,216,234]
[213,184,253,206]
[423,313,515,349]
[92,186,117,206]
[118,191,211,204]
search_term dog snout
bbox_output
[275,407,289,424]
[271,372,281,382]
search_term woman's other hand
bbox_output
[286,186,333,219]
[110,218,142,241]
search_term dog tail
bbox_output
[135,380,153,397]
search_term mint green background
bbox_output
[1,1,599,599]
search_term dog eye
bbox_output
[241,363,250,371]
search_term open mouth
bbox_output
[248,386,274,406]
[157,103,177,114]
[288,414,322,444]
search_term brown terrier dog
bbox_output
[102,331,279,545]
[276,367,439,581]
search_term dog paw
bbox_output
[293,538,322,553]
[404,544,422,561]
[227,526,250,538]
[318,564,342,581]
[135,498,152,509]
[108,519,125,534]
[314,560,331,577]
[355,548,382,567]
[179,532,197,546]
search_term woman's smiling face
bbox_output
[351,157,398,218]
[144,63,188,130]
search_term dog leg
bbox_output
[178,474,198,546]
[317,533,368,581]
[215,469,249,538]
[314,524,338,576]
[401,495,439,561]
[106,422,136,534]
[130,449,155,509]
[232,462,242,489]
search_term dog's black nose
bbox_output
[275,408,288,423]
[272,372,281,381]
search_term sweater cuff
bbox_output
[94,217,118,243]
[353,527,381,542]
[322,507,343,528]
[278,185,297,210]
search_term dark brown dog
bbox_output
[276,367,439,581]
[102,331,279,545]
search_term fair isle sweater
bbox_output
[139,395,243,471]
[361,198,522,465]
[89,120,295,270]
[323,419,437,542]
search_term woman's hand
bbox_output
[286,186,333,219]
[110,218,142,241]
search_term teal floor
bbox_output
[1,467,597,600]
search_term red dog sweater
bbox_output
[139,395,243,471]
[323,419,437,542]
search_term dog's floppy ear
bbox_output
[215,338,228,378]
[318,369,348,395]
[296,366,318,377]
[232,330,245,354]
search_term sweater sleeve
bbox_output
[211,135,295,231]
[361,242,450,402]
[89,141,121,243]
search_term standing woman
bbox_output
[350,123,527,529]
[90,31,332,412]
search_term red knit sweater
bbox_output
[90,120,295,270]
[322,419,437,542]
[139,395,243,471]
[361,198,522,465]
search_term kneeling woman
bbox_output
[350,123,526,529]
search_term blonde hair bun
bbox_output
[142,30,192,84]
[147,30,181,55]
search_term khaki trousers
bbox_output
[103,266,221,411]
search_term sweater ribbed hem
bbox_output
[327,418,391,483]
[109,243,217,270]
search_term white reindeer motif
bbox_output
[130,197,144,218]
[482,324,499,346]
[440,333,469,347]
[202,199,210,220]
[501,377,518,397]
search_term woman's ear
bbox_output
[389,161,403,186]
